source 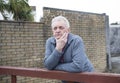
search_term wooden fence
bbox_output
[0,66,120,83]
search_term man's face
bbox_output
[52,21,70,39]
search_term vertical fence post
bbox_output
[11,75,17,83]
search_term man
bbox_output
[44,16,94,83]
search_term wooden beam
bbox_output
[0,66,120,83]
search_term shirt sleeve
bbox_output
[55,37,89,72]
[44,39,63,70]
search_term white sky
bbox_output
[28,0,120,24]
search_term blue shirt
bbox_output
[44,33,94,72]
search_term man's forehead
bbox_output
[52,21,66,27]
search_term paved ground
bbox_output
[111,56,120,73]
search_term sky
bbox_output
[29,0,120,24]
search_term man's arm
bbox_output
[44,32,69,70]
[44,39,62,70]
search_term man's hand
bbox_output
[55,32,68,52]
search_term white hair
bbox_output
[51,16,70,28]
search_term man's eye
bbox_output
[53,27,57,30]
[59,26,64,29]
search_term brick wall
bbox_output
[0,7,109,83]
[0,21,45,67]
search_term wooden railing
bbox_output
[0,66,120,83]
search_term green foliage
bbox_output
[0,0,9,20]
[0,0,34,21]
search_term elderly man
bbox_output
[44,16,94,83]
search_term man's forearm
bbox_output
[44,49,62,69]
[55,62,82,73]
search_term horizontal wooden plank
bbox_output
[0,66,120,83]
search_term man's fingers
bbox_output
[62,32,68,39]
[61,32,67,39]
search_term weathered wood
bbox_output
[11,75,16,83]
[0,66,120,83]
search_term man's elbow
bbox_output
[44,63,54,70]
